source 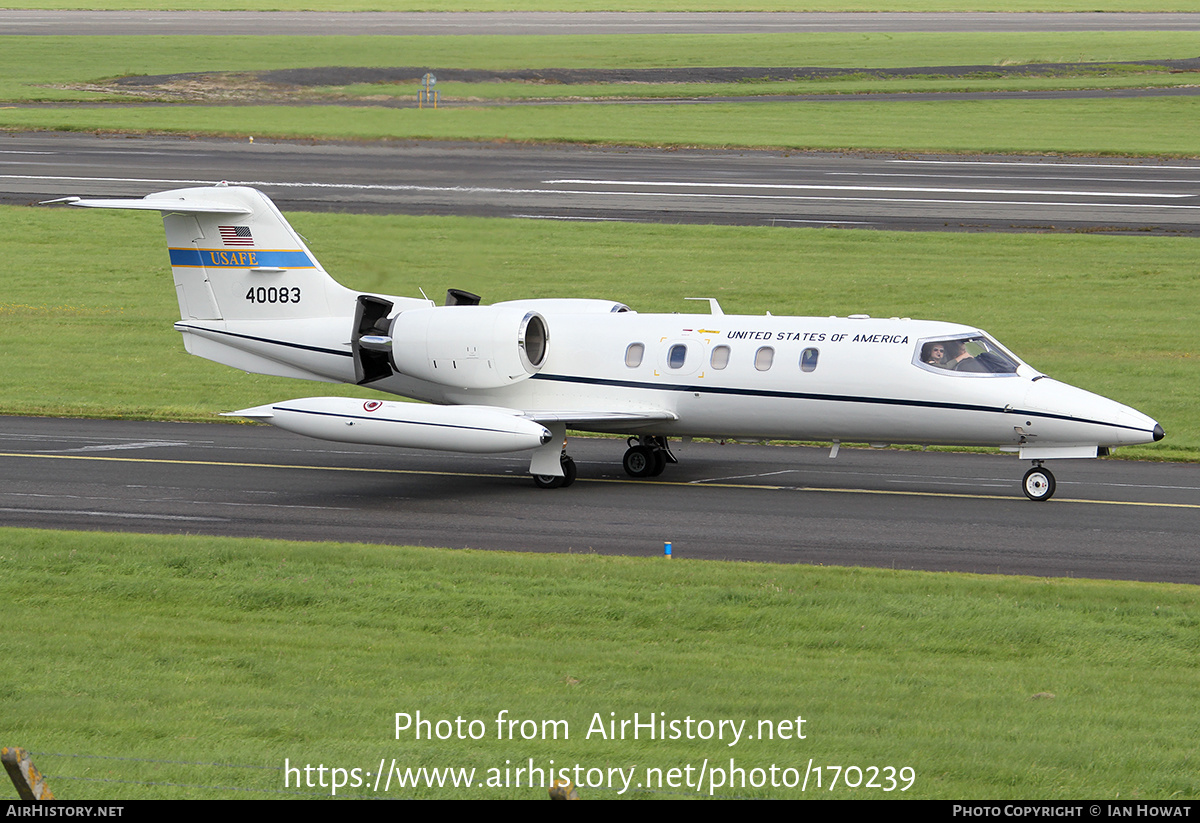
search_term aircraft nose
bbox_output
[1025,378,1162,447]
[1114,407,1163,446]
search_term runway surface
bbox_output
[6,133,1200,234]
[1,417,1196,584]
[4,11,1200,36]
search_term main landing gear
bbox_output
[531,434,676,488]
[529,422,576,489]
[1022,462,1056,501]
[622,436,676,479]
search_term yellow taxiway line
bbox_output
[2,451,1197,510]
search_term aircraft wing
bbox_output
[524,410,677,426]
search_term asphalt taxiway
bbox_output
[1,417,1195,584]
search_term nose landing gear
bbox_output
[1022,462,1056,501]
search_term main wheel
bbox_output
[1022,466,1056,501]
[623,445,655,478]
[532,473,563,489]
[532,455,577,489]
[649,448,668,477]
[559,455,577,488]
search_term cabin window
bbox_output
[668,344,688,370]
[710,345,730,370]
[800,347,819,373]
[755,346,775,371]
[624,342,644,368]
[916,334,1020,375]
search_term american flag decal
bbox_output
[218,225,254,246]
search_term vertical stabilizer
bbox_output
[65,185,358,322]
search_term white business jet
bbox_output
[53,185,1163,500]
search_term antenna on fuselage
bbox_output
[684,297,724,316]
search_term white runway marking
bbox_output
[890,159,1200,171]
[2,490,353,512]
[544,178,1192,198]
[0,506,226,522]
[9,175,1194,212]
[40,440,190,453]
[828,171,1200,186]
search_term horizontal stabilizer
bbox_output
[50,195,251,215]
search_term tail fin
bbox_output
[66,185,357,322]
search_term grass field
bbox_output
[4,32,1198,103]
[2,205,1193,459]
[2,528,1197,800]
[4,32,1199,155]
[7,32,1200,97]
[8,97,1200,157]
[336,70,1197,103]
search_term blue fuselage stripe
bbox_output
[529,372,1151,435]
[169,248,315,268]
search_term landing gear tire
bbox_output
[623,445,655,478]
[649,448,667,477]
[624,436,673,479]
[1022,466,1056,501]
[559,455,577,488]
[532,455,576,489]
[532,473,562,490]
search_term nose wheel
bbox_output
[1022,464,1056,501]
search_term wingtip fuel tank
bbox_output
[227,397,553,454]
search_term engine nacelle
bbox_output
[387,305,549,390]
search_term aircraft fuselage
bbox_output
[357,307,1158,456]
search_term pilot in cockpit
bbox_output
[922,342,947,367]
[942,340,988,372]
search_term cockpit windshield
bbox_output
[916,334,1021,376]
